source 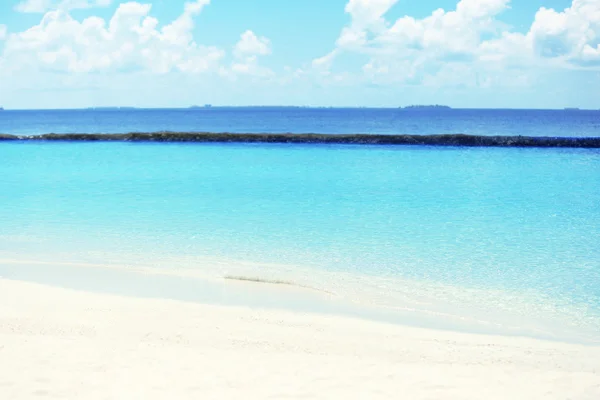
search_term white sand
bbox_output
[1,279,599,400]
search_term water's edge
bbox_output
[2,132,600,148]
[2,259,598,346]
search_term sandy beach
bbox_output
[1,279,598,399]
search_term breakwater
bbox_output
[1,132,600,148]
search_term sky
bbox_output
[0,0,599,109]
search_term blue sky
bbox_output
[0,0,598,109]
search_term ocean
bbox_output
[1,108,599,343]
[1,107,599,137]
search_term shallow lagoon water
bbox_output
[1,141,599,343]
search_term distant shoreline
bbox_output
[0,107,599,111]
[1,132,599,148]
[400,105,451,110]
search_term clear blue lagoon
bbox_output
[1,108,599,343]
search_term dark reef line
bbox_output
[1,132,599,148]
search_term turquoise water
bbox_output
[1,141,600,342]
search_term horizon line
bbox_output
[1,106,600,111]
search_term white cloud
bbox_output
[455,0,509,19]
[15,0,112,13]
[226,30,273,78]
[2,0,278,86]
[335,0,510,54]
[315,0,511,86]
[314,0,600,88]
[344,0,398,29]
[161,0,210,46]
[334,0,397,50]
[478,32,533,65]
[528,0,600,66]
[478,0,600,68]
[15,0,52,13]
[3,0,596,107]
[312,50,338,71]
[3,1,224,74]
[369,0,510,57]
[233,30,271,59]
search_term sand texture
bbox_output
[1,279,599,399]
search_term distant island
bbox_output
[189,105,312,109]
[86,107,137,111]
[400,105,452,110]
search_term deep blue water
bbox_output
[0,107,599,137]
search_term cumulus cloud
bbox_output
[316,0,512,85]
[479,0,600,68]
[3,0,597,101]
[478,32,533,65]
[233,30,271,59]
[344,0,398,29]
[3,0,224,74]
[228,30,273,78]
[334,0,398,50]
[15,0,111,13]
[338,0,510,57]
[529,0,600,66]
[380,0,509,57]
[314,0,600,87]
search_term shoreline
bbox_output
[1,132,600,148]
[1,278,599,399]
[2,256,599,346]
